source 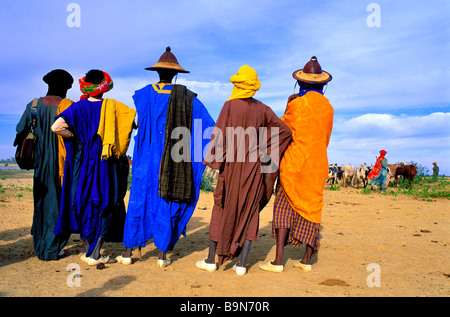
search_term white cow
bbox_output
[355,163,370,188]
[341,164,356,187]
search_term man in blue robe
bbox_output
[52,70,136,265]
[117,47,215,267]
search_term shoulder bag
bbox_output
[15,98,38,170]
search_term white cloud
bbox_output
[335,112,450,138]
[328,112,450,174]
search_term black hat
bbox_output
[43,69,74,89]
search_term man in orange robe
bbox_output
[260,56,334,273]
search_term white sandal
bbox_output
[293,260,312,272]
[80,254,89,263]
[87,255,110,266]
[156,259,171,268]
[195,258,217,272]
[232,264,247,276]
[259,261,284,273]
[116,255,132,265]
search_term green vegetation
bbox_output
[128,169,218,193]
[395,175,450,199]
[0,183,33,200]
[329,184,340,191]
[0,157,16,164]
[200,172,216,193]
[361,176,450,200]
[127,171,132,190]
[0,170,34,201]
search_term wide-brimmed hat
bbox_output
[292,56,332,84]
[145,46,189,73]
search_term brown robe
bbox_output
[204,98,292,265]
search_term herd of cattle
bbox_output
[204,162,418,191]
[327,162,418,189]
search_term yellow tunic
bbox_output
[279,92,334,224]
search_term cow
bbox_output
[327,164,340,185]
[355,163,370,188]
[395,164,417,188]
[386,163,405,186]
[341,164,356,187]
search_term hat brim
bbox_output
[292,69,332,84]
[145,61,189,73]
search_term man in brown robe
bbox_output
[195,65,292,275]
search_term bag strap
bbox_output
[30,98,38,131]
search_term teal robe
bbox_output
[14,98,70,260]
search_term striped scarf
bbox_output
[158,84,195,203]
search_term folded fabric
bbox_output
[158,84,195,203]
[279,92,334,224]
[228,65,261,100]
[56,98,74,184]
[97,99,136,159]
[367,150,387,180]
[79,71,113,99]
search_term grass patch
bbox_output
[362,176,450,200]
[200,172,216,193]
[329,184,340,191]
[395,176,450,199]
[0,184,33,200]
[0,169,34,201]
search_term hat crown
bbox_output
[292,56,331,84]
[158,46,179,64]
[303,56,322,74]
[145,46,189,73]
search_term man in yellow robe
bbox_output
[260,56,334,273]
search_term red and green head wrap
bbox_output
[79,70,113,99]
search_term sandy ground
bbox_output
[0,170,449,298]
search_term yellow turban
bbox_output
[228,65,261,101]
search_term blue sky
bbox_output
[1,0,449,175]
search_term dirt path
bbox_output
[0,171,448,298]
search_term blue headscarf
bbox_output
[297,81,326,97]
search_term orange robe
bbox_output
[56,99,74,185]
[279,91,334,224]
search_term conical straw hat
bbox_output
[145,46,189,73]
[292,56,332,84]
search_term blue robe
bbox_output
[123,84,215,252]
[54,99,128,257]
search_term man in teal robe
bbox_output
[14,69,74,260]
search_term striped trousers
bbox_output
[272,187,320,253]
